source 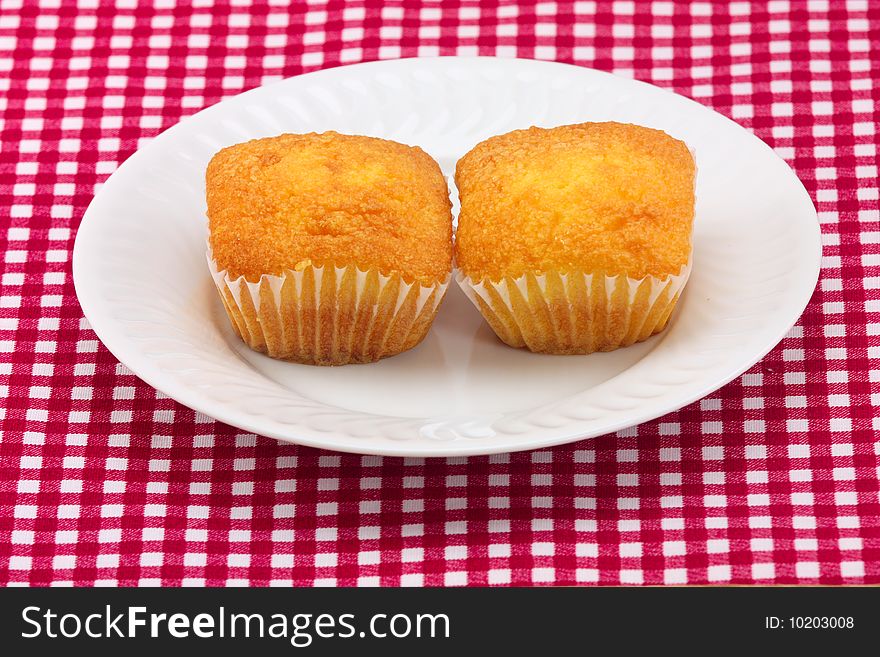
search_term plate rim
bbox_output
[73,56,822,457]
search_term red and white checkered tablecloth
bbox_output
[1,0,878,587]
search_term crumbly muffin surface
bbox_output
[454,122,695,281]
[207,132,453,283]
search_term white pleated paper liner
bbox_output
[208,250,449,365]
[455,261,692,354]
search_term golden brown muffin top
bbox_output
[454,122,695,281]
[207,132,453,283]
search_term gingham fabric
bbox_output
[1,0,878,587]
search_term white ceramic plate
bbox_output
[73,57,821,457]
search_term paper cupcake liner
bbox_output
[455,261,692,354]
[208,251,449,366]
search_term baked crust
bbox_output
[454,122,695,281]
[207,132,453,284]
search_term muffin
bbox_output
[454,122,695,354]
[207,132,453,365]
